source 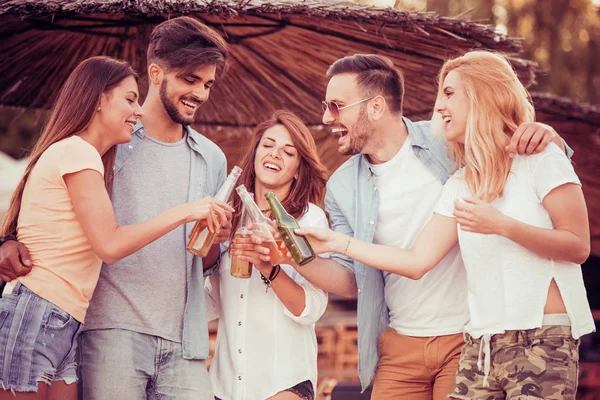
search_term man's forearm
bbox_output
[295,256,357,298]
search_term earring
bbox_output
[97,106,101,111]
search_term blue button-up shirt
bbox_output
[109,121,226,359]
[325,117,574,390]
[324,117,452,390]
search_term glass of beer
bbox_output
[252,222,286,266]
[230,230,253,278]
[230,199,253,279]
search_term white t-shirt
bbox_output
[435,143,595,340]
[207,203,329,400]
[371,137,469,337]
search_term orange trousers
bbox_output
[371,328,464,400]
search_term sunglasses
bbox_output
[321,96,375,119]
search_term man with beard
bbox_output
[270,54,570,399]
[0,17,230,400]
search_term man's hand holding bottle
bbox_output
[183,197,234,235]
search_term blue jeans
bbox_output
[77,329,212,400]
[0,282,82,393]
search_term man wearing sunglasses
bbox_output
[291,54,570,399]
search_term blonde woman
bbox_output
[296,51,594,400]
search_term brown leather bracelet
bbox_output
[260,264,281,292]
[268,264,281,281]
[0,234,17,247]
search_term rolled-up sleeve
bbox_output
[325,183,355,274]
[282,272,328,326]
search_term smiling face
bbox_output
[322,73,375,156]
[435,70,469,143]
[253,124,301,191]
[158,64,216,125]
[98,75,143,144]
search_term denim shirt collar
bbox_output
[130,120,205,152]
[404,116,430,150]
[355,116,447,182]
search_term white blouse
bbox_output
[206,203,329,400]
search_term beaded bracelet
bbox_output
[260,264,281,293]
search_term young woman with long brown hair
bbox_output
[207,110,329,400]
[0,56,230,400]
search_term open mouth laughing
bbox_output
[263,161,282,173]
[181,98,202,113]
[331,126,348,138]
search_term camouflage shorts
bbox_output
[449,325,580,400]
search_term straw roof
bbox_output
[2,0,599,254]
[0,0,537,126]
[533,92,600,126]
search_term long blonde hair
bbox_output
[437,51,535,201]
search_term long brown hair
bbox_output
[230,110,328,239]
[1,56,136,236]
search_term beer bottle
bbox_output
[186,166,242,256]
[230,199,252,279]
[265,191,315,266]
[236,185,285,265]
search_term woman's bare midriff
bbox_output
[544,278,568,314]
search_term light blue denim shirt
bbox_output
[325,117,573,390]
[110,121,227,360]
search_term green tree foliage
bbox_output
[384,0,599,104]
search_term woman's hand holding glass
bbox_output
[231,224,349,270]
[230,221,286,275]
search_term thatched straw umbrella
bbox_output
[1,0,599,254]
[0,0,536,120]
[0,0,538,179]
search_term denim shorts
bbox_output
[0,282,82,393]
